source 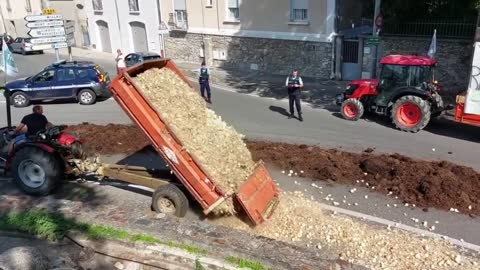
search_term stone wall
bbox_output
[165,32,333,79]
[379,37,473,95]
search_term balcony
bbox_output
[168,12,188,31]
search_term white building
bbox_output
[85,0,165,55]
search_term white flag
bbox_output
[0,36,18,77]
[427,29,437,59]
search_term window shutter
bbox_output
[228,0,239,8]
[174,0,186,10]
[292,0,308,9]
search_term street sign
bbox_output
[31,42,68,51]
[28,27,66,38]
[64,21,74,28]
[26,20,63,28]
[30,36,67,44]
[25,14,63,22]
[42,8,56,15]
[65,26,75,35]
[366,37,381,45]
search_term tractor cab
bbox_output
[375,55,439,108]
[337,54,444,133]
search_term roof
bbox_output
[380,55,437,66]
[129,52,161,57]
[48,60,96,69]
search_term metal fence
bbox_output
[381,19,477,39]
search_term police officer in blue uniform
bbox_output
[285,69,304,121]
[199,61,211,103]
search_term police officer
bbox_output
[199,61,211,103]
[285,69,304,121]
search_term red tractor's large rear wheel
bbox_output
[392,96,431,133]
[11,147,62,196]
[341,99,364,121]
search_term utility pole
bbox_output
[373,0,382,37]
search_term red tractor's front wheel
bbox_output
[392,96,431,133]
[341,99,364,121]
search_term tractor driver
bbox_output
[7,105,53,152]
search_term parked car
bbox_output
[10,37,43,55]
[5,60,111,107]
[124,52,162,68]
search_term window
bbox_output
[92,0,103,11]
[291,0,308,22]
[25,0,31,12]
[57,69,76,81]
[34,70,55,83]
[129,0,139,12]
[227,0,240,21]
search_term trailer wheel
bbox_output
[152,184,188,217]
[392,95,431,133]
[341,99,364,121]
[11,147,62,196]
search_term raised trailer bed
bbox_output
[108,59,280,226]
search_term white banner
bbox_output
[465,42,480,115]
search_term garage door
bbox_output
[97,20,112,53]
[130,21,148,52]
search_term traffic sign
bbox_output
[30,36,67,44]
[64,21,74,28]
[42,8,56,15]
[28,27,66,38]
[64,26,74,35]
[366,37,381,45]
[31,42,68,51]
[26,20,64,28]
[25,14,63,22]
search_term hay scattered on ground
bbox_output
[214,192,480,270]
[133,68,256,215]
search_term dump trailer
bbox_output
[107,59,280,225]
[0,59,280,226]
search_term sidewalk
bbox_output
[0,179,364,270]
[52,47,348,109]
[178,62,348,110]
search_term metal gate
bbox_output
[96,20,111,53]
[341,39,361,81]
[130,21,148,52]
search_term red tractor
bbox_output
[0,125,86,196]
[335,55,444,133]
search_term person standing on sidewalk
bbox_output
[115,49,126,75]
[198,61,212,103]
[286,69,304,121]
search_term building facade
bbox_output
[0,0,44,37]
[0,0,89,48]
[85,0,165,55]
[160,0,337,78]
[47,0,90,48]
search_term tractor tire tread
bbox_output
[152,184,189,217]
[341,98,365,121]
[11,147,62,196]
[392,95,431,133]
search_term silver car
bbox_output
[10,37,43,55]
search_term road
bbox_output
[0,52,479,248]
[0,52,478,169]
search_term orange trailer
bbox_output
[108,59,280,226]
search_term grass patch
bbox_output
[0,209,206,255]
[226,256,269,270]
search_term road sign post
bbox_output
[25,12,68,61]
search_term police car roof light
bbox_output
[53,59,67,66]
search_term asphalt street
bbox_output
[0,52,479,248]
